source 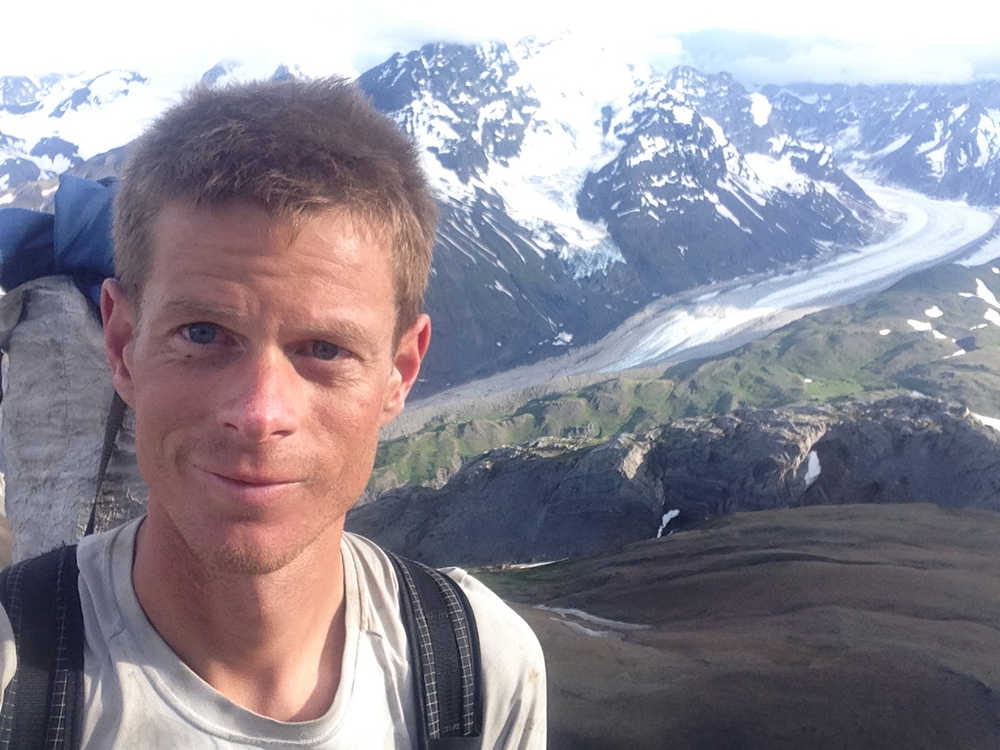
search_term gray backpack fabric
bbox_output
[0,276,146,563]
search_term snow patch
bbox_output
[0,193,13,206]
[907,319,933,332]
[804,451,822,488]
[491,280,514,299]
[656,509,680,539]
[537,605,652,633]
[975,279,1000,308]
[870,134,911,158]
[671,104,694,126]
[878,328,892,336]
[985,309,1000,327]
[971,412,1000,432]
[924,305,943,318]
[553,619,613,638]
[749,93,771,126]
[744,152,809,195]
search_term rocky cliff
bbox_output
[346,395,1000,566]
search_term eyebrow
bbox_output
[159,298,247,322]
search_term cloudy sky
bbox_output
[3,0,999,86]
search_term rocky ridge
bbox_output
[346,395,1000,566]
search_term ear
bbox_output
[379,314,431,427]
[101,278,137,408]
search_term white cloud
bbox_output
[695,39,991,85]
[1,0,998,84]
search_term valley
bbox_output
[394,177,999,432]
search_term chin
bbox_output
[209,543,301,575]
[197,516,339,576]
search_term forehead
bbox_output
[142,199,397,320]
[148,198,390,269]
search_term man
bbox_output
[0,78,545,747]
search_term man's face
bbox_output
[102,200,429,573]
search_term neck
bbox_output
[132,510,347,721]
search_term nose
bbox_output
[218,348,302,443]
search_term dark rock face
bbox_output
[0,157,41,189]
[29,137,82,167]
[0,76,40,114]
[270,65,295,82]
[417,196,632,390]
[346,396,1000,566]
[67,145,131,182]
[359,42,540,182]
[200,61,239,86]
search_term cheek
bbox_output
[131,375,204,462]
[312,396,382,464]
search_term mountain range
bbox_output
[2,39,1000,395]
[5,41,1000,746]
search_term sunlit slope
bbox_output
[484,504,1000,750]
[371,257,1000,494]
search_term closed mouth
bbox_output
[196,465,301,489]
[211,472,296,487]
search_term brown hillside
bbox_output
[486,504,1000,749]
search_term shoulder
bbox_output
[343,533,546,748]
[441,565,547,747]
[343,533,544,662]
[443,565,546,684]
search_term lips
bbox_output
[209,471,296,486]
[196,465,302,505]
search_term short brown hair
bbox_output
[113,77,437,334]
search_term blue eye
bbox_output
[311,341,341,360]
[183,323,217,345]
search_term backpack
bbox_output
[0,177,146,563]
[0,177,484,748]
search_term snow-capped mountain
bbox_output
[575,69,883,293]
[766,81,1000,205]
[2,39,999,394]
[0,69,170,204]
[354,38,892,387]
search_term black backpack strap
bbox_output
[85,391,127,536]
[0,545,84,750]
[387,552,483,750]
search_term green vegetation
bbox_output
[370,261,1000,494]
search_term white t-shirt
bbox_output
[0,518,546,748]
